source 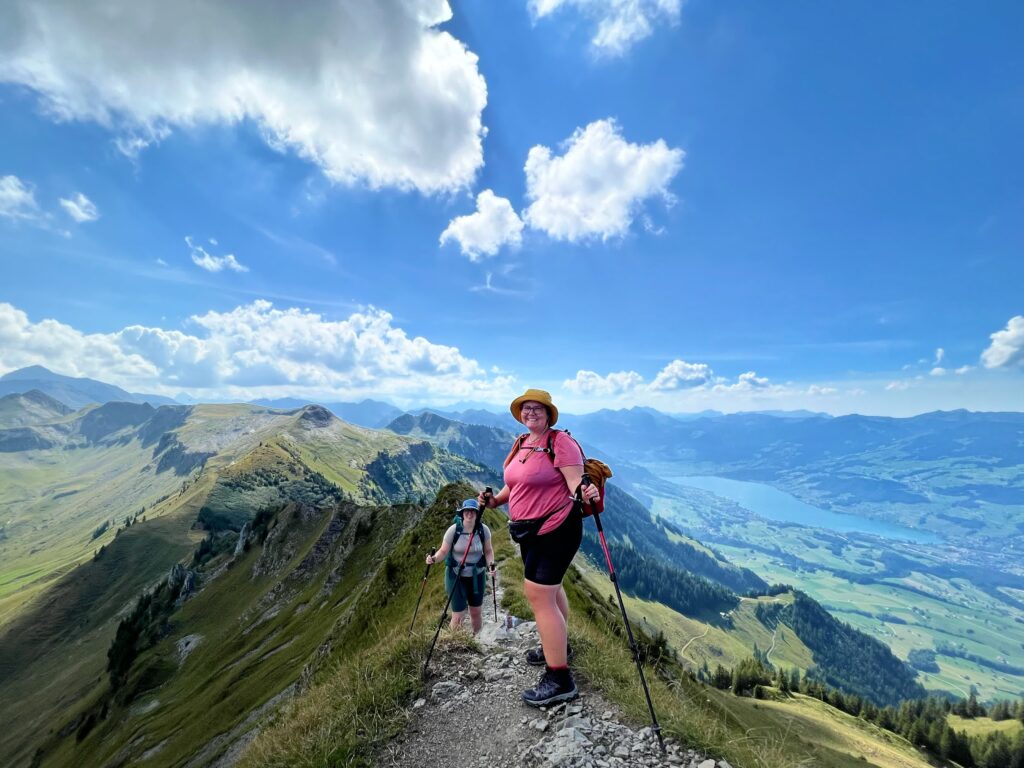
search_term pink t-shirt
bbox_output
[504,430,584,535]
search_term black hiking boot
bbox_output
[525,643,574,667]
[521,666,578,708]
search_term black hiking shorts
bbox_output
[520,506,583,586]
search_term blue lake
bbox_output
[669,475,940,544]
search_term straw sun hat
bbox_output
[509,388,559,426]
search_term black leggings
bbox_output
[520,506,583,586]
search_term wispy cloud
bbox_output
[529,0,682,57]
[0,175,41,220]
[59,192,100,223]
[186,236,248,274]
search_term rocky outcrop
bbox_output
[168,563,197,606]
[233,522,251,557]
[154,433,214,475]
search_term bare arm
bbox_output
[559,464,599,502]
[484,535,495,568]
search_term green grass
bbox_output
[947,715,1024,738]
[556,564,936,768]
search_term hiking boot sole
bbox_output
[521,684,579,708]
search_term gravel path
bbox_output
[378,581,731,768]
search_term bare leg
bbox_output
[469,606,483,634]
[450,610,466,629]
[524,579,568,666]
[555,585,570,623]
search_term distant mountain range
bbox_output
[0,366,177,410]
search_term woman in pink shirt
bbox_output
[479,388,599,707]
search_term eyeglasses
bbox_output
[520,405,547,414]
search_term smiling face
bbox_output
[461,507,478,529]
[520,401,549,431]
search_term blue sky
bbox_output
[1,0,1022,415]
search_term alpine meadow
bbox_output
[1,2,1023,767]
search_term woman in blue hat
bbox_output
[427,498,495,635]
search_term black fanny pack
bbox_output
[507,500,575,543]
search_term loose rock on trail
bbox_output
[380,580,727,768]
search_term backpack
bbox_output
[446,515,488,574]
[502,429,613,516]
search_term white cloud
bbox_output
[523,118,683,242]
[58,192,99,222]
[934,347,946,365]
[563,369,644,395]
[440,190,524,260]
[0,0,487,193]
[807,384,838,396]
[981,315,1024,369]
[0,175,40,220]
[649,359,711,391]
[0,300,512,403]
[930,367,946,377]
[713,371,772,393]
[186,236,248,274]
[955,365,973,375]
[885,380,911,391]
[529,0,681,57]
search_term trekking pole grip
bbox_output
[581,473,598,513]
[483,486,493,508]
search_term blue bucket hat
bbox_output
[458,498,481,514]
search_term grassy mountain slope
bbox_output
[3,465,942,768]
[0,390,72,428]
[0,402,483,625]
[0,410,487,768]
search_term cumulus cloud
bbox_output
[529,0,681,56]
[0,0,487,193]
[0,175,40,220]
[885,380,911,391]
[563,369,644,395]
[565,360,774,398]
[440,190,524,260]
[0,300,511,402]
[981,315,1024,368]
[649,359,712,391]
[186,236,248,274]
[59,192,99,222]
[523,119,683,242]
[713,371,772,393]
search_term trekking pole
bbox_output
[409,548,436,634]
[482,486,499,623]
[490,565,498,623]
[423,525,478,677]
[582,474,666,753]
